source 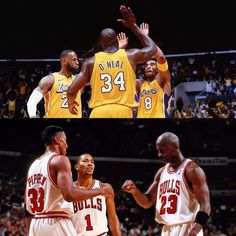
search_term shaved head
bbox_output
[156,132,179,146]
[156,132,181,164]
[98,28,118,50]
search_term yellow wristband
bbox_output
[157,61,169,72]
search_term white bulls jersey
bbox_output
[156,159,200,225]
[71,180,108,236]
[25,151,73,218]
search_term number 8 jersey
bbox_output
[156,159,200,225]
[25,151,73,218]
[137,80,170,118]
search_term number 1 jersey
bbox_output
[156,159,200,225]
[71,180,108,236]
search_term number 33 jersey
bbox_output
[25,151,73,218]
[156,159,200,225]
[71,180,108,236]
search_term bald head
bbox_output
[98,28,118,50]
[156,132,181,163]
[156,132,179,146]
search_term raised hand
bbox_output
[117,5,137,28]
[121,180,137,194]
[117,32,129,49]
[140,23,149,35]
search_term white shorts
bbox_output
[162,222,203,236]
[29,218,77,236]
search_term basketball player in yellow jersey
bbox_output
[27,50,82,118]
[137,23,171,118]
[118,23,171,118]
[67,6,157,118]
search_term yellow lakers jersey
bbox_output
[137,79,170,118]
[89,49,138,109]
[44,72,82,118]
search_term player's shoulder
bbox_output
[42,73,55,81]
[100,181,113,191]
[86,56,95,64]
[154,166,165,181]
[186,159,200,170]
[185,159,205,177]
[50,154,70,166]
[136,78,145,86]
[39,73,55,87]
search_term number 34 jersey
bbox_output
[71,180,108,236]
[25,151,73,218]
[156,159,200,225]
[89,49,138,109]
[44,72,82,118]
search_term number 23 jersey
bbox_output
[156,159,200,225]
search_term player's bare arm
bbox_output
[118,6,157,67]
[186,162,211,236]
[122,167,163,209]
[67,58,92,115]
[105,183,122,236]
[50,155,112,201]
[37,74,55,95]
[140,22,171,95]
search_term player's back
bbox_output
[25,151,73,218]
[156,159,200,225]
[89,49,138,109]
[44,72,82,118]
[71,179,108,235]
[137,79,170,118]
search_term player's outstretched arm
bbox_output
[51,155,112,201]
[122,177,157,209]
[140,22,171,95]
[118,5,157,63]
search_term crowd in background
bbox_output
[0,53,235,118]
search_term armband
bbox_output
[195,211,209,227]
[157,61,169,72]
